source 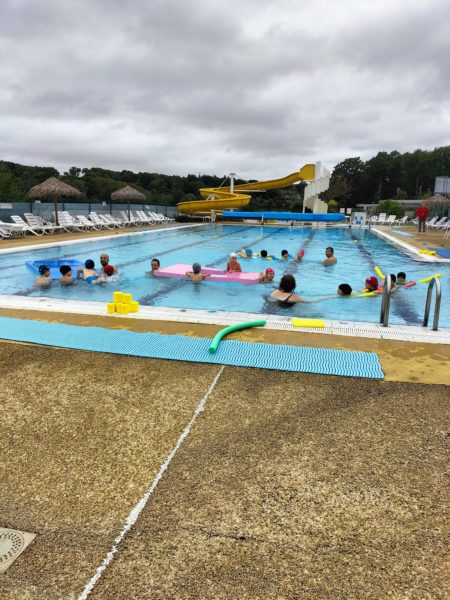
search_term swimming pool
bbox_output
[0,225,448,327]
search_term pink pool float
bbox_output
[154,264,260,284]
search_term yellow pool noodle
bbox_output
[418,273,441,284]
[114,291,124,303]
[374,266,385,279]
[354,292,377,298]
[291,318,325,328]
[123,293,133,304]
[107,302,116,314]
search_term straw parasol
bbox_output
[111,185,146,220]
[28,177,82,226]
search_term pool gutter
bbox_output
[0,295,448,344]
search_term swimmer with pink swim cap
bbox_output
[295,249,305,262]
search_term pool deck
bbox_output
[371,225,450,262]
[1,224,449,599]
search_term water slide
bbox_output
[176,163,316,215]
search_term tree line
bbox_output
[321,146,450,210]
[0,145,448,211]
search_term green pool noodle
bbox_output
[208,320,267,354]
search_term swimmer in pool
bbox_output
[59,265,74,285]
[35,264,52,287]
[226,253,242,272]
[258,250,272,259]
[238,248,253,258]
[259,267,275,284]
[77,259,104,284]
[148,258,160,275]
[337,283,353,297]
[186,262,210,283]
[322,246,337,266]
[270,274,321,305]
[295,249,305,262]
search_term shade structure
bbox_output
[28,177,82,226]
[111,185,146,220]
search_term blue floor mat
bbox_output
[430,247,450,258]
[0,316,384,379]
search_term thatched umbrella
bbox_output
[28,177,82,226]
[111,185,145,221]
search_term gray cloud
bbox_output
[1,0,449,179]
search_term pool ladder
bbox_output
[380,276,442,331]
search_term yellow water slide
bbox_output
[176,163,316,215]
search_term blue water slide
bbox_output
[222,211,345,222]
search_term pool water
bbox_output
[0,225,448,326]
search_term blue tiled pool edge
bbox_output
[0,316,384,379]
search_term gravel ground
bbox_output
[1,342,448,599]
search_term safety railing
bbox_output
[423,277,441,331]
[379,274,392,327]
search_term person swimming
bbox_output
[337,283,352,296]
[35,264,52,287]
[77,259,104,284]
[186,262,210,283]
[238,248,253,258]
[270,274,321,305]
[59,265,74,285]
[259,267,275,284]
[364,276,382,293]
[295,249,305,262]
[226,253,242,272]
[397,272,406,285]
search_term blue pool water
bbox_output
[0,225,448,326]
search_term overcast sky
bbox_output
[1,0,449,179]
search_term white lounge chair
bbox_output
[428,217,447,230]
[57,212,86,232]
[119,210,140,225]
[100,214,125,228]
[89,212,113,229]
[376,213,387,225]
[10,215,44,236]
[76,215,100,230]
[136,210,153,224]
[24,213,63,234]
[385,215,396,226]
[392,216,409,226]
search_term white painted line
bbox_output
[77,365,225,600]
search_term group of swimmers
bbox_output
[237,246,337,266]
[269,271,410,306]
[35,253,116,287]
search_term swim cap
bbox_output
[192,262,201,274]
[266,268,274,274]
[38,265,50,275]
[103,265,115,276]
[230,252,237,258]
[297,249,305,257]
[245,248,252,256]
[85,259,95,269]
[365,276,378,288]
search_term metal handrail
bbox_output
[379,275,392,327]
[423,277,441,331]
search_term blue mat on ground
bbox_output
[430,247,450,258]
[390,229,414,237]
[0,317,384,379]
